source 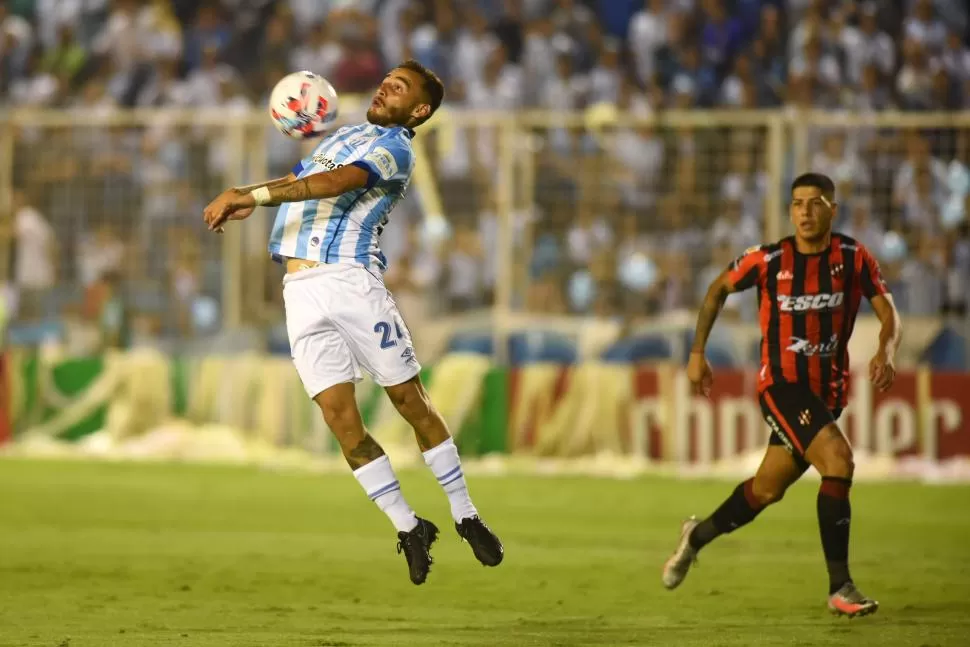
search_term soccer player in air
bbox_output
[202,60,503,585]
[662,173,901,617]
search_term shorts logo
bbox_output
[401,346,417,364]
[798,409,812,426]
[786,333,840,357]
[765,414,794,453]
[777,292,844,312]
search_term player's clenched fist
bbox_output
[687,350,714,398]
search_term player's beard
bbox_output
[366,106,397,126]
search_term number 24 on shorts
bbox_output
[374,321,404,349]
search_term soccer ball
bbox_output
[268,71,339,139]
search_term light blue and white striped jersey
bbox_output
[268,123,415,273]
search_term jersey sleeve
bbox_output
[859,245,890,299]
[351,135,413,189]
[724,246,763,292]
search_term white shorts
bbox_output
[282,263,421,398]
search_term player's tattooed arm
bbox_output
[232,173,297,194]
[691,271,734,354]
[344,434,387,470]
[260,165,372,206]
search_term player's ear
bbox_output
[412,103,431,121]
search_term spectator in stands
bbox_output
[183,3,232,71]
[904,0,947,53]
[851,63,893,111]
[42,25,87,87]
[6,190,56,321]
[897,39,935,110]
[453,7,492,87]
[9,45,58,107]
[82,270,129,350]
[941,30,970,83]
[790,36,842,108]
[840,201,887,254]
[588,38,622,105]
[943,224,970,314]
[900,234,948,315]
[894,134,949,217]
[628,0,668,86]
[522,17,558,105]
[841,2,895,86]
[811,132,871,191]
[699,0,743,77]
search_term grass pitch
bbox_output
[0,459,968,647]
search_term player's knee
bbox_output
[816,425,854,478]
[315,387,362,434]
[750,478,786,506]
[385,378,434,424]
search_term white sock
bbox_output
[352,455,418,533]
[423,437,478,522]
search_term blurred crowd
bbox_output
[0,0,969,349]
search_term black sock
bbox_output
[689,478,766,551]
[817,476,853,594]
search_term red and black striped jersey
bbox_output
[725,234,890,410]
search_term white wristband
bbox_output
[250,186,271,206]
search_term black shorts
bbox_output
[759,382,843,471]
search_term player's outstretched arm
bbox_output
[868,294,901,392]
[203,173,297,232]
[233,173,297,194]
[204,166,370,231]
[251,165,371,207]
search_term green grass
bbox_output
[0,459,968,647]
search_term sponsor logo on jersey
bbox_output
[830,263,844,277]
[776,270,794,280]
[777,292,845,312]
[764,249,784,263]
[311,154,344,171]
[786,333,841,357]
[365,146,399,180]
